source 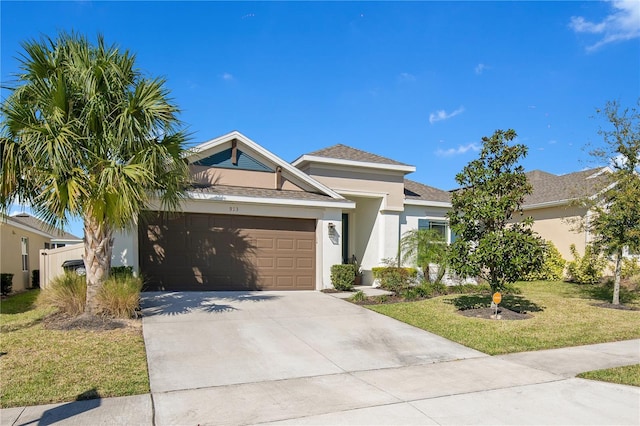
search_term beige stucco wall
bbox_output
[0,222,50,292]
[525,205,588,261]
[190,165,303,191]
[302,165,406,211]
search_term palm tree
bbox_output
[400,229,449,283]
[1,32,189,315]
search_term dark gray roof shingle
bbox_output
[404,179,452,203]
[305,144,410,166]
[523,168,609,206]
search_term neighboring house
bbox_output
[0,213,81,292]
[522,167,611,261]
[113,131,453,291]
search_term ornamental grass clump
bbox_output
[97,275,143,319]
[37,272,87,315]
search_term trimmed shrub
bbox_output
[1,273,14,296]
[37,272,86,315]
[31,269,40,288]
[522,240,566,281]
[330,264,356,291]
[566,244,607,285]
[97,275,143,318]
[373,267,417,294]
[110,266,134,278]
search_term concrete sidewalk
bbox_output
[2,340,638,425]
[1,290,638,425]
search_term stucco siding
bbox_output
[526,205,588,261]
[1,223,49,292]
[304,165,406,210]
[190,165,304,191]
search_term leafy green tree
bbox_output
[447,129,544,293]
[400,229,448,283]
[1,32,189,315]
[582,100,640,305]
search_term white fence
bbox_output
[39,244,84,288]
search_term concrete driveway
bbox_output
[141,291,485,393]
[138,291,640,425]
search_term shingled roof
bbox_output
[404,179,452,203]
[304,144,410,166]
[523,167,610,207]
[9,213,81,241]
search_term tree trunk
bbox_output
[83,214,114,315]
[612,249,622,305]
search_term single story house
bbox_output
[112,131,453,291]
[1,213,81,292]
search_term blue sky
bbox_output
[2,1,639,237]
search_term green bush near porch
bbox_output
[330,264,356,291]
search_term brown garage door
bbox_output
[138,212,316,291]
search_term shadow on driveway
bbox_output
[140,291,280,316]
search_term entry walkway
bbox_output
[2,291,639,425]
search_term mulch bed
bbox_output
[42,312,139,331]
[457,306,532,320]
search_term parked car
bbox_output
[62,259,86,276]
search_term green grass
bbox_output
[0,290,150,408]
[369,281,640,355]
[578,364,640,387]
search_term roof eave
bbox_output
[522,199,575,210]
[292,155,416,174]
[404,199,452,208]
[186,191,356,209]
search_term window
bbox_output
[21,237,29,272]
[418,219,448,242]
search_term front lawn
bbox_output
[578,364,640,387]
[369,280,640,355]
[0,290,150,408]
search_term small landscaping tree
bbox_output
[447,129,544,293]
[579,100,640,304]
[400,228,448,283]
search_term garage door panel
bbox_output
[276,239,294,250]
[297,240,314,251]
[256,238,274,249]
[276,257,294,268]
[139,212,315,291]
[296,258,314,269]
[256,257,274,268]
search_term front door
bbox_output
[342,213,349,264]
